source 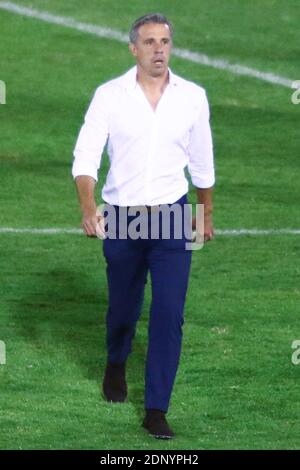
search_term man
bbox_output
[72,13,215,440]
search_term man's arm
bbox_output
[75,175,99,237]
[187,90,215,242]
[72,87,110,237]
[196,186,214,242]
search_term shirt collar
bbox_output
[123,66,179,91]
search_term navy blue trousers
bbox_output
[102,194,192,412]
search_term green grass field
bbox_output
[1,0,300,450]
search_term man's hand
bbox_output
[194,186,214,243]
[192,214,214,243]
[203,213,214,242]
[75,175,106,239]
[81,209,98,237]
[81,208,106,239]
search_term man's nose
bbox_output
[154,42,163,53]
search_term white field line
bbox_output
[0,1,294,88]
[0,4,297,238]
[0,228,300,236]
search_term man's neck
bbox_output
[136,66,169,93]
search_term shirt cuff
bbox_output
[190,172,215,189]
[72,159,98,182]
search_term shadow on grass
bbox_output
[12,255,149,419]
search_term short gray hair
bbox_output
[129,13,173,44]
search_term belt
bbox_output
[103,203,161,215]
[105,202,180,214]
[127,204,161,213]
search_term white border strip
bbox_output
[0,228,299,236]
[0,1,294,88]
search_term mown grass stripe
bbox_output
[0,1,294,88]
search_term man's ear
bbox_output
[129,42,137,58]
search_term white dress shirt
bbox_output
[72,66,215,206]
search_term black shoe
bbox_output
[142,409,175,440]
[102,361,127,403]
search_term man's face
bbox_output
[129,23,172,78]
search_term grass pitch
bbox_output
[0,0,300,450]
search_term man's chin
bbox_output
[150,66,168,77]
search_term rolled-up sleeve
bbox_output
[187,91,215,189]
[72,87,109,182]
